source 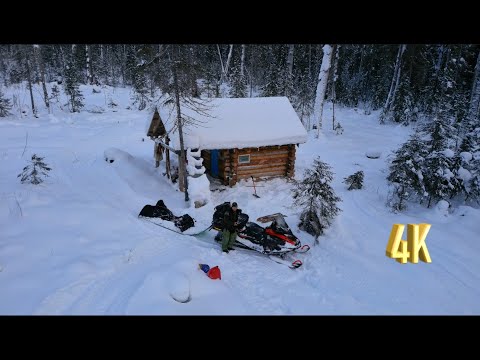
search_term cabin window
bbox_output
[238,154,250,164]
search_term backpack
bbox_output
[174,214,195,232]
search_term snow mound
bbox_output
[460,152,473,163]
[443,149,455,158]
[86,105,105,114]
[167,272,191,303]
[366,151,381,159]
[457,167,472,182]
[188,174,211,207]
[104,147,134,164]
[435,200,450,217]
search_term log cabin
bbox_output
[147,97,308,187]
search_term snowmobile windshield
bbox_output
[272,215,290,232]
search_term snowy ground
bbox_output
[1,84,479,314]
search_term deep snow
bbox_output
[0,83,479,315]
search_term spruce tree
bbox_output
[387,133,428,211]
[422,116,460,207]
[261,65,281,97]
[343,170,364,190]
[466,156,480,203]
[64,60,84,112]
[455,132,480,202]
[0,89,12,117]
[228,58,247,98]
[292,72,315,128]
[389,76,416,125]
[292,157,342,241]
[132,69,149,110]
[18,154,51,185]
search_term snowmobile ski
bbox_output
[268,255,303,269]
[295,244,310,253]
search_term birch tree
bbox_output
[86,45,93,85]
[468,50,480,123]
[24,47,37,117]
[217,44,233,87]
[240,44,246,77]
[380,44,406,123]
[331,46,339,130]
[314,44,333,137]
[33,45,49,113]
[172,55,188,200]
[287,44,294,76]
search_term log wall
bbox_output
[202,145,297,186]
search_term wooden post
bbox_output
[178,152,185,192]
[165,136,171,179]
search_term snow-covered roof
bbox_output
[157,97,308,150]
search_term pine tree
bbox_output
[343,170,364,190]
[423,150,458,207]
[18,154,51,185]
[228,58,247,98]
[0,89,12,117]
[292,71,315,128]
[261,64,281,97]
[64,59,84,112]
[422,116,460,207]
[387,133,428,211]
[292,157,342,241]
[389,76,417,125]
[454,132,480,202]
[466,155,480,203]
[132,69,149,110]
[49,84,61,104]
[334,122,344,135]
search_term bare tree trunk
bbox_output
[165,136,171,179]
[382,44,406,122]
[287,44,294,76]
[121,45,127,87]
[224,44,234,77]
[172,56,189,201]
[188,46,199,97]
[110,46,116,86]
[100,44,104,61]
[468,50,480,121]
[216,44,233,93]
[34,45,50,113]
[331,46,340,130]
[86,45,93,85]
[217,44,225,78]
[58,45,66,77]
[308,45,312,79]
[314,45,334,137]
[240,44,246,77]
[25,50,37,117]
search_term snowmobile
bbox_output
[211,202,309,258]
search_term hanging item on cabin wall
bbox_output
[154,142,164,167]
